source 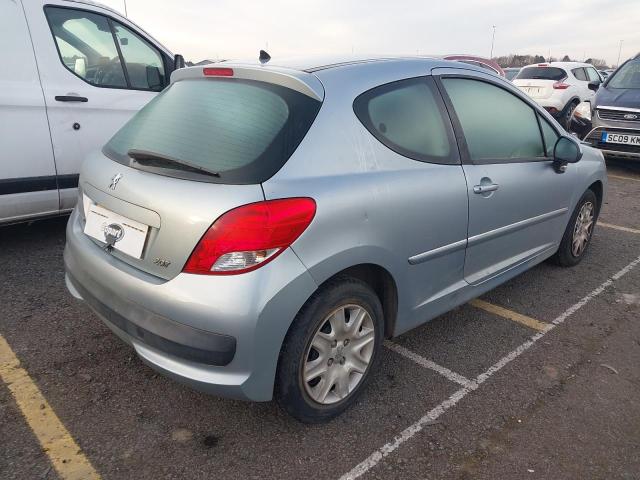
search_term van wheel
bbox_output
[275,277,383,423]
[553,189,598,267]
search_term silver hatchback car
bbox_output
[65,56,606,422]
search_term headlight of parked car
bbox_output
[574,101,592,121]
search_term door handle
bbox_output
[55,95,88,102]
[473,183,499,194]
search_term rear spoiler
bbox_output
[170,64,324,101]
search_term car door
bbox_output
[571,67,592,101]
[0,0,58,223]
[22,1,171,211]
[585,67,602,96]
[435,69,576,285]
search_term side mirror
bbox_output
[173,54,185,71]
[588,81,600,92]
[554,137,582,173]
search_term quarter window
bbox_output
[442,78,545,162]
[45,7,166,91]
[353,77,458,164]
[538,115,559,157]
[112,22,165,91]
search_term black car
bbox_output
[570,57,640,160]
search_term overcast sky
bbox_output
[101,0,638,67]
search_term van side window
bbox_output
[353,77,459,165]
[45,7,127,88]
[45,7,166,91]
[112,22,165,91]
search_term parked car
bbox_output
[570,57,640,160]
[64,55,606,422]
[513,62,603,128]
[598,69,610,80]
[504,67,521,81]
[443,55,505,77]
[0,0,181,225]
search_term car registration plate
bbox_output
[601,131,640,146]
[84,203,149,259]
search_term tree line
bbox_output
[494,54,609,69]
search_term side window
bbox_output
[586,68,601,83]
[441,78,544,162]
[353,77,458,164]
[112,22,165,91]
[45,7,127,88]
[572,68,588,81]
[538,115,559,157]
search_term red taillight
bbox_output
[183,198,316,275]
[553,81,570,89]
[203,67,234,77]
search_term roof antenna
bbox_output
[259,49,271,64]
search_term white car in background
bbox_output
[514,62,603,128]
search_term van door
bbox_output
[0,0,59,223]
[22,1,172,210]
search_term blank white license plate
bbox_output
[601,131,640,145]
[84,204,149,259]
[523,87,542,95]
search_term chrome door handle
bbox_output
[473,183,499,194]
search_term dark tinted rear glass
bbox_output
[515,67,566,81]
[104,78,321,184]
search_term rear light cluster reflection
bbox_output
[183,198,316,275]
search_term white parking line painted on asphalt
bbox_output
[599,222,640,235]
[384,340,475,388]
[608,174,640,183]
[339,254,640,480]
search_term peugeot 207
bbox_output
[64,56,607,422]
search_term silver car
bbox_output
[64,56,607,422]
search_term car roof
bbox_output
[521,61,593,69]
[216,54,464,73]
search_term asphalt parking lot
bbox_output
[1,161,640,480]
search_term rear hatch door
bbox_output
[513,66,567,100]
[78,72,322,280]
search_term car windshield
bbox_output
[607,61,640,89]
[104,78,321,184]
[515,67,566,81]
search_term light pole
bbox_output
[123,0,128,17]
[617,39,624,67]
[490,25,496,59]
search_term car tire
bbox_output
[275,276,384,423]
[552,189,598,267]
[562,100,579,130]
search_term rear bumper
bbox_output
[63,208,318,401]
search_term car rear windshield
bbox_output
[515,67,566,81]
[103,78,322,184]
[607,61,640,89]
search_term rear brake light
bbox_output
[183,198,316,275]
[553,81,570,89]
[203,67,234,77]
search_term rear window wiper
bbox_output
[127,149,221,178]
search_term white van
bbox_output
[1,0,180,224]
